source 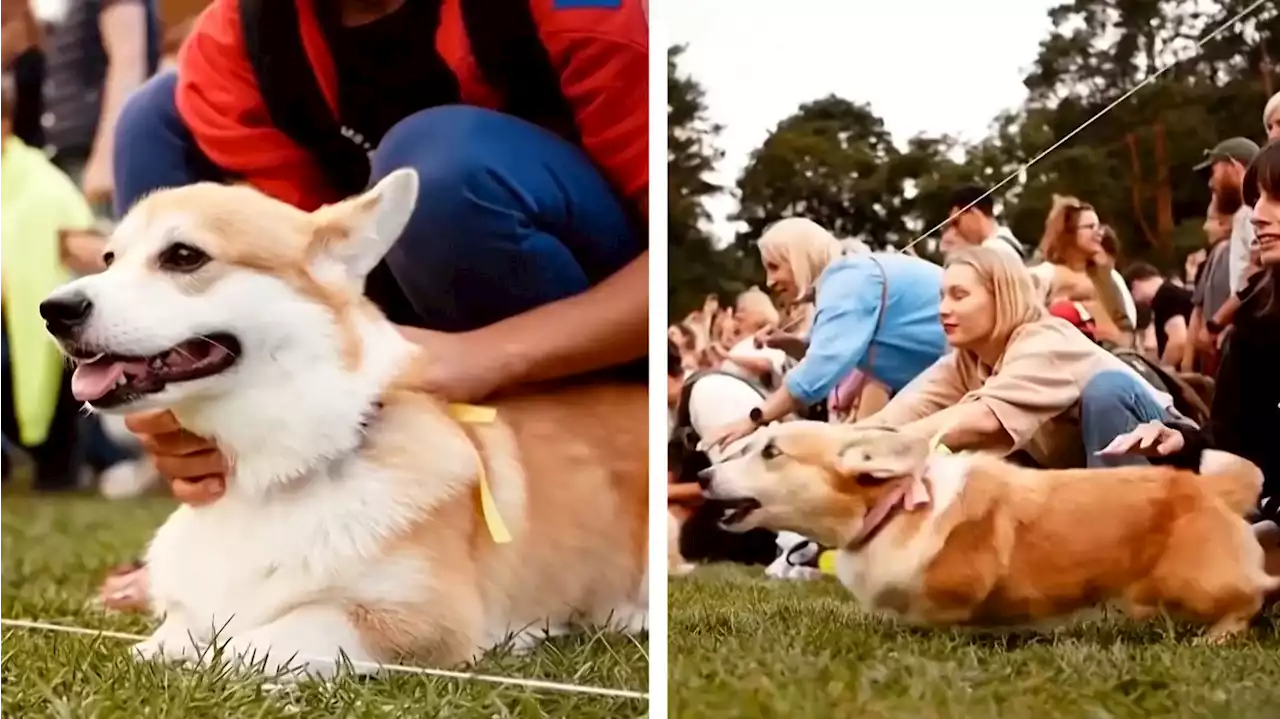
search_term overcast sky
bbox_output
[668,0,1058,241]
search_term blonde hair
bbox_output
[734,286,780,330]
[758,218,843,301]
[944,246,1045,375]
[758,218,843,334]
[1265,92,1280,131]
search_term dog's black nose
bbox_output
[696,466,714,489]
[39,292,93,335]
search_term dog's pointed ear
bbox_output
[311,169,419,282]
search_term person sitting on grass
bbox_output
[1124,262,1193,368]
[862,246,1178,469]
[704,219,949,449]
[1099,139,1280,578]
[98,0,650,610]
[719,287,789,389]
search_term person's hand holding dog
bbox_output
[124,410,228,505]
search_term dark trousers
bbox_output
[1,322,82,490]
[112,72,642,333]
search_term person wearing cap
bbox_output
[1196,137,1260,297]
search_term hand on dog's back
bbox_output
[124,410,228,505]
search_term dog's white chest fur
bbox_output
[834,453,972,619]
[145,458,424,634]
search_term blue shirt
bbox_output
[784,253,948,404]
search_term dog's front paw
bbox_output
[220,633,333,681]
[133,628,202,664]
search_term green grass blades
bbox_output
[670,564,1280,719]
[1,494,648,718]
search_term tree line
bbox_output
[668,0,1278,321]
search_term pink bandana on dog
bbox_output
[847,473,931,550]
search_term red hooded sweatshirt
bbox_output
[174,0,648,213]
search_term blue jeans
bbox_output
[114,72,641,332]
[1079,370,1176,468]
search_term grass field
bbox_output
[670,564,1280,719]
[1,493,648,718]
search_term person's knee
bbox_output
[370,106,525,221]
[113,72,183,216]
[114,71,179,158]
[1080,370,1139,411]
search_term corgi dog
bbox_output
[700,421,1277,640]
[39,170,648,677]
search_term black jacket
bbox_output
[1159,272,1280,519]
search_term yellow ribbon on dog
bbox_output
[447,403,511,545]
[929,427,955,456]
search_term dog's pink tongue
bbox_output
[71,359,147,402]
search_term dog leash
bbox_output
[446,403,512,544]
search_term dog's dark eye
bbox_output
[102,251,114,268]
[158,242,210,273]
[761,442,781,460]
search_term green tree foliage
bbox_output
[667,0,1279,303]
[667,45,756,321]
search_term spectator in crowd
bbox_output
[1186,195,1242,374]
[1030,195,1135,346]
[863,246,1176,469]
[1266,91,1280,142]
[1098,223,1139,330]
[1124,262,1193,367]
[704,227,949,449]
[0,75,99,490]
[1180,247,1207,288]
[1,0,44,148]
[1101,139,1280,573]
[757,217,843,339]
[943,185,1027,261]
[720,287,787,387]
[1196,137,1259,296]
[99,0,649,608]
[40,0,159,207]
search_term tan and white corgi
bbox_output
[40,170,648,677]
[700,421,1276,640]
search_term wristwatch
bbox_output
[749,407,766,426]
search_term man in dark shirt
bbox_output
[1125,262,1192,366]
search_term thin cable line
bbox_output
[901,0,1268,253]
[0,617,648,701]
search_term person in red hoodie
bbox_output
[97,0,648,608]
[112,0,647,479]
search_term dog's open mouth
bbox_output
[717,497,762,528]
[69,333,241,407]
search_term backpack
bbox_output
[237,0,579,198]
[1104,345,1213,428]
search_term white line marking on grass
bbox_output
[1,617,648,701]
